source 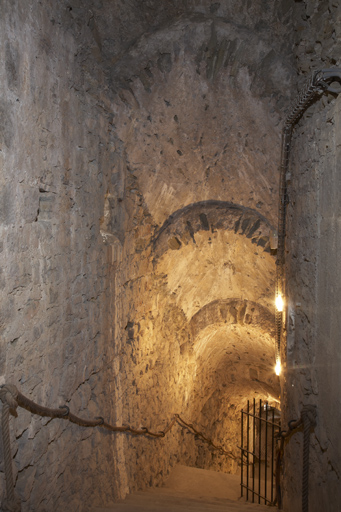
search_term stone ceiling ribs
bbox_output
[152,201,275,259]
[190,298,275,341]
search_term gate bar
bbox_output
[246,400,249,501]
[252,398,256,503]
[265,401,268,503]
[242,485,273,504]
[271,406,275,504]
[240,399,280,506]
[242,411,279,427]
[241,403,244,498]
[258,399,262,504]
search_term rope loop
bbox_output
[0,383,238,511]
[288,418,299,430]
[0,385,19,411]
[301,404,317,428]
[59,405,70,416]
[95,416,104,425]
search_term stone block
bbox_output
[5,41,20,90]
[0,183,16,225]
[20,185,40,223]
[16,465,37,501]
[0,100,14,149]
[157,53,172,73]
[37,193,56,222]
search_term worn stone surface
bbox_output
[85,0,293,69]
[281,4,341,509]
[103,0,292,500]
[152,201,275,259]
[283,99,341,511]
[92,465,270,511]
[0,1,118,510]
[111,14,292,228]
[0,0,303,511]
[292,0,341,81]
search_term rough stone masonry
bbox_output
[0,1,340,511]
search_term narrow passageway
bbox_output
[1,2,340,511]
[92,465,270,512]
[110,7,286,493]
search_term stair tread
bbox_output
[91,465,271,512]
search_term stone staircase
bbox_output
[92,466,271,512]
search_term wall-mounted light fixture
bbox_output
[270,230,278,251]
[275,295,283,375]
[275,294,284,312]
[274,68,341,378]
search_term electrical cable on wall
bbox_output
[274,68,341,512]
[275,68,341,373]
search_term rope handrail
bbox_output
[2,385,236,450]
[275,405,317,511]
[174,414,237,459]
[0,384,237,512]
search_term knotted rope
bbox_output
[276,404,317,511]
[0,385,21,512]
[301,405,317,512]
[0,384,236,511]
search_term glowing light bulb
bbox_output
[275,360,281,376]
[275,295,284,312]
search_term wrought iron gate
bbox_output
[240,398,280,506]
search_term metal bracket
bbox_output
[316,68,341,94]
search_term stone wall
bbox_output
[108,0,294,498]
[0,0,298,510]
[282,1,341,510]
[292,0,340,78]
[0,1,118,510]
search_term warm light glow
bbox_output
[275,360,281,376]
[275,294,284,312]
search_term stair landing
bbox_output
[92,465,271,512]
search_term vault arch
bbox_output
[152,201,275,260]
[189,298,275,341]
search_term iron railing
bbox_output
[240,398,281,506]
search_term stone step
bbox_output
[92,465,271,512]
[93,496,270,512]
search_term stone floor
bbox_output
[92,466,272,512]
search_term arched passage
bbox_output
[189,323,279,472]
[187,299,278,472]
[190,298,275,339]
[3,1,339,511]
[155,213,276,319]
[109,10,287,497]
[152,200,275,259]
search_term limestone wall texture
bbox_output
[0,1,322,511]
[282,1,341,511]
[0,1,118,510]
[107,0,293,501]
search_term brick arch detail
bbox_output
[152,200,275,259]
[190,298,275,340]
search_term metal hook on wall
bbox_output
[316,68,341,93]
